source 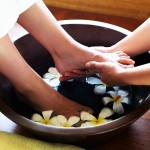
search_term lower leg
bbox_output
[0,35,92,117]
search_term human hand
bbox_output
[86,61,128,86]
[59,69,94,81]
[91,46,135,66]
[59,60,131,83]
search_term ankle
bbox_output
[50,39,76,58]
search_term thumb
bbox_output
[86,61,105,71]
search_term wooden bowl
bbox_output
[0,20,149,143]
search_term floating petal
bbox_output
[31,114,43,122]
[43,78,51,83]
[42,110,53,120]
[122,97,130,104]
[118,90,129,97]
[48,67,58,74]
[102,97,113,105]
[81,121,96,127]
[107,91,117,98]
[51,116,62,126]
[57,115,67,125]
[86,77,103,85]
[80,111,96,121]
[43,73,55,79]
[49,78,60,87]
[99,107,114,118]
[113,86,120,90]
[48,67,62,78]
[94,85,106,95]
[113,103,124,114]
[68,116,80,126]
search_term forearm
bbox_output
[120,63,150,85]
[17,0,76,56]
[111,18,150,57]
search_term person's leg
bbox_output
[17,0,133,76]
[0,35,92,117]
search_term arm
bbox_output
[110,18,150,57]
[84,18,150,86]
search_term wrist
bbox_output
[119,68,138,85]
[118,70,130,85]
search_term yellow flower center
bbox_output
[97,117,105,124]
[41,119,50,124]
[114,95,121,103]
[63,123,71,127]
[92,117,104,125]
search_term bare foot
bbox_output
[52,43,134,76]
[17,77,92,118]
[91,46,135,67]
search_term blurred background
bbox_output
[44,0,150,20]
[43,0,150,32]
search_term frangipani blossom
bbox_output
[86,76,107,95]
[43,67,62,87]
[102,90,130,114]
[80,108,114,127]
[51,115,80,127]
[31,110,53,125]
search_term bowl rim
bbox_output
[10,19,131,42]
[59,19,131,35]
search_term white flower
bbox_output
[80,108,114,127]
[43,67,62,87]
[31,110,53,125]
[102,90,130,114]
[86,76,107,95]
[51,115,80,127]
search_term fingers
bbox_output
[86,61,105,72]
[60,63,102,81]
[64,70,90,77]
[60,68,96,81]
[119,64,133,69]
[126,64,135,68]
[59,72,83,81]
[60,69,91,81]
[118,58,135,65]
[114,50,135,66]
[72,69,90,75]
[59,76,73,81]
[115,50,129,57]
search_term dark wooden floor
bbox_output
[48,6,144,32]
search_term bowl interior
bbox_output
[0,20,149,142]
